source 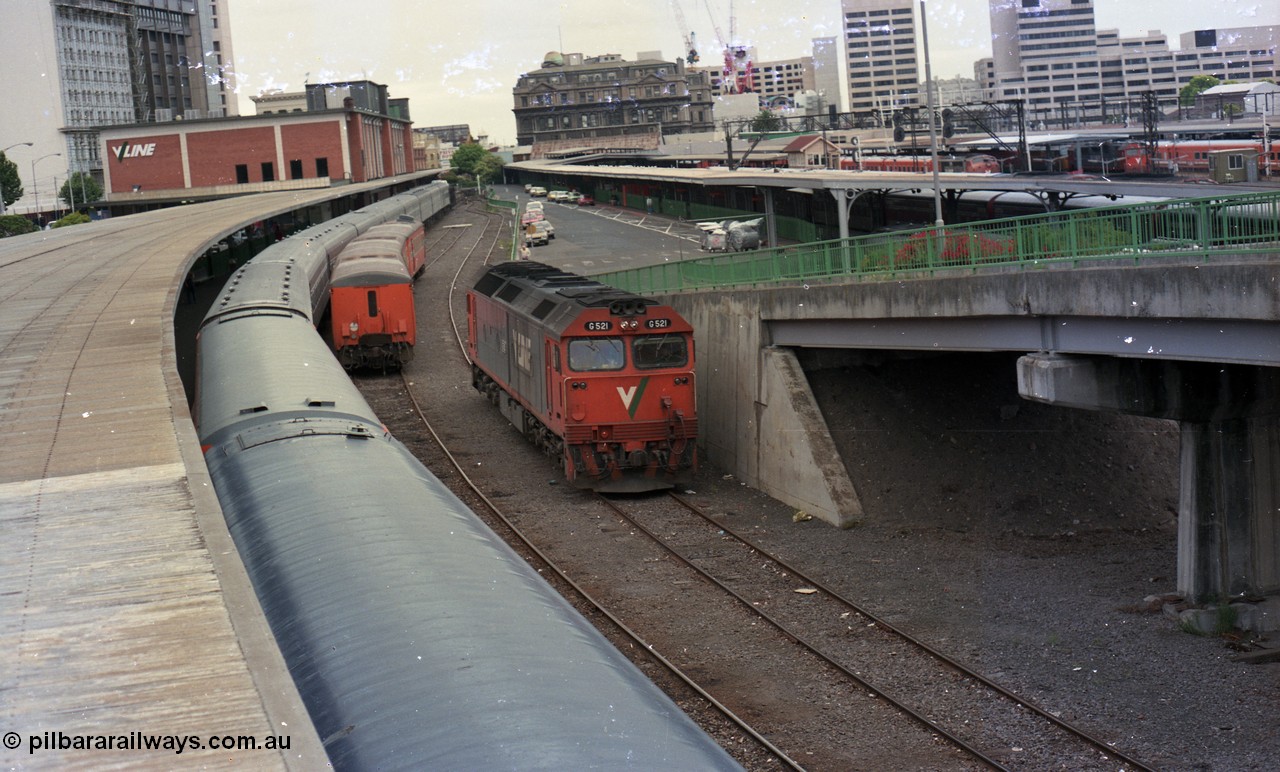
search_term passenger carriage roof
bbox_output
[332,254,411,286]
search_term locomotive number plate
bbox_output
[644,318,671,329]
[585,321,613,331]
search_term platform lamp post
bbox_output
[0,141,34,216]
[32,152,61,226]
[919,0,944,229]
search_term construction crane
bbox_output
[702,0,753,94]
[669,0,700,63]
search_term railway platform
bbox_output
[0,193,343,769]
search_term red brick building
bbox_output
[100,82,416,202]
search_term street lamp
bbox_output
[0,141,34,216]
[32,152,62,225]
[919,0,944,228]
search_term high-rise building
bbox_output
[812,37,845,114]
[0,0,237,216]
[983,0,1277,116]
[842,0,920,113]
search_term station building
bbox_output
[99,80,418,205]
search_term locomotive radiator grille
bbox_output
[564,419,698,443]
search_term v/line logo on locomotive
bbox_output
[617,378,649,418]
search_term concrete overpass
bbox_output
[592,190,1280,604]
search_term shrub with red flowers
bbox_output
[892,229,1016,268]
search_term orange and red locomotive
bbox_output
[467,261,697,492]
[329,219,425,369]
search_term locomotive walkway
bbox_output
[0,177,428,769]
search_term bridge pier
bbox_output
[1018,353,1280,601]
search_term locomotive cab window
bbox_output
[568,338,625,371]
[632,334,688,369]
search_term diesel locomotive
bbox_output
[467,261,698,493]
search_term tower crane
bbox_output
[702,0,753,94]
[669,0,700,63]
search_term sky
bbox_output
[225,0,1280,145]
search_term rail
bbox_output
[592,190,1280,294]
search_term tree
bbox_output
[0,152,23,211]
[474,154,505,184]
[749,110,782,133]
[59,172,102,210]
[1179,75,1220,106]
[449,143,488,177]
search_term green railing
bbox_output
[593,190,1280,294]
[485,194,520,260]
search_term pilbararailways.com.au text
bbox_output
[4,730,291,755]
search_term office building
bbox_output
[0,0,238,217]
[842,0,920,113]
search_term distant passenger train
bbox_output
[850,153,1002,174]
[467,261,698,492]
[1122,138,1279,176]
[329,218,425,369]
[853,139,1276,178]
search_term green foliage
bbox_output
[749,110,782,133]
[0,152,22,210]
[50,211,91,228]
[0,214,37,238]
[1179,74,1220,106]
[449,143,488,176]
[59,172,102,208]
[474,153,505,184]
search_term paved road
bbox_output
[491,184,708,275]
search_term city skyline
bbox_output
[212,2,1278,145]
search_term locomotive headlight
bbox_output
[348,321,359,334]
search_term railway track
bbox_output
[357,198,1161,770]
[355,201,796,770]
[593,491,1159,771]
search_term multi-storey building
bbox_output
[697,47,816,106]
[842,0,920,113]
[981,0,1277,118]
[1,0,237,217]
[812,37,845,114]
[415,124,474,145]
[511,51,714,147]
[197,0,239,120]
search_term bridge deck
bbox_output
[0,195,338,769]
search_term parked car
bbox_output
[529,186,547,197]
[576,194,595,206]
[525,200,544,213]
[524,220,554,246]
[520,211,544,227]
